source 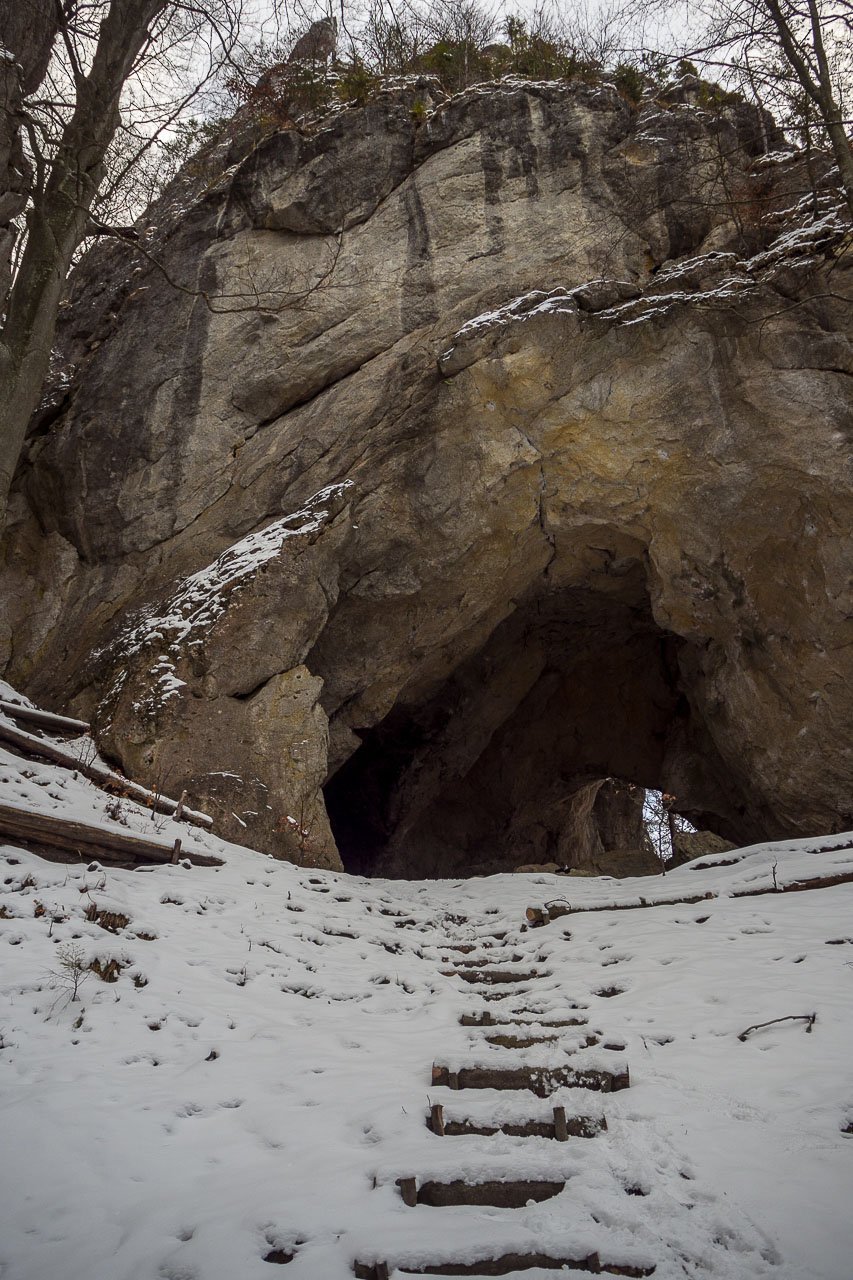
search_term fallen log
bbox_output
[0,700,91,735]
[525,868,853,920]
[777,870,853,894]
[0,802,223,867]
[0,720,213,828]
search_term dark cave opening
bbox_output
[323,577,738,879]
[324,714,433,877]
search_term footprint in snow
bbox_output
[158,1263,199,1280]
[176,1101,204,1118]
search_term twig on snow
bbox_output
[738,1013,817,1042]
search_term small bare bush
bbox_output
[48,943,90,1004]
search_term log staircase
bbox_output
[353,916,655,1280]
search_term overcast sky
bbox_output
[255,0,641,49]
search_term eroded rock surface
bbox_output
[2,78,851,875]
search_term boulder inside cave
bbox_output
[323,567,738,879]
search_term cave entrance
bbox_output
[323,566,734,879]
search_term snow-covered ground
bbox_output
[1,691,852,1280]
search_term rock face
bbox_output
[671,829,736,864]
[2,78,852,877]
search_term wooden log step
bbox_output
[0,802,223,867]
[445,969,546,985]
[356,1262,653,1279]
[431,1064,629,1095]
[0,721,213,828]
[433,1110,606,1139]
[460,1013,586,1028]
[0,700,90,735]
[407,1260,651,1278]
[484,1033,560,1048]
[355,1249,606,1275]
[398,1178,565,1208]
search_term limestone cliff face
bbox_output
[2,77,852,875]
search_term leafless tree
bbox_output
[628,0,853,214]
[720,0,850,207]
[0,0,250,524]
[360,0,431,74]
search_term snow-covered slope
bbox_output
[1,701,852,1280]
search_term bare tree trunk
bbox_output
[667,811,677,866]
[803,0,853,217]
[818,113,853,219]
[0,52,29,318]
[763,0,853,218]
[0,0,58,319]
[0,0,167,523]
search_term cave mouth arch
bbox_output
[323,568,737,879]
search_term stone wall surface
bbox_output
[2,78,851,874]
